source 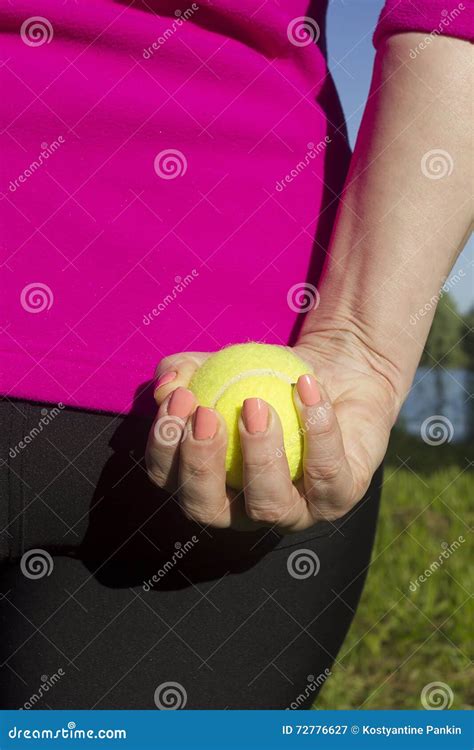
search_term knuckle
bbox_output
[305,457,342,483]
[306,402,334,436]
[317,509,346,523]
[313,415,334,437]
[244,448,281,474]
[146,464,167,488]
[245,502,284,525]
[179,496,223,527]
[315,500,353,523]
[154,356,174,377]
[180,501,209,525]
[182,455,213,482]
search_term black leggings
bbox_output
[0,398,382,709]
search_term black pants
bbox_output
[0,399,382,709]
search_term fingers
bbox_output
[153,352,209,406]
[148,350,210,489]
[177,406,232,527]
[239,399,307,530]
[146,387,197,490]
[147,358,356,532]
[294,374,354,522]
[146,388,232,527]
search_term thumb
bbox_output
[153,351,209,406]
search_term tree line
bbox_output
[421,292,474,370]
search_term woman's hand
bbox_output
[145,337,397,533]
[147,33,471,534]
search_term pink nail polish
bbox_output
[242,398,268,434]
[154,370,177,391]
[297,374,321,406]
[168,387,195,419]
[193,407,217,440]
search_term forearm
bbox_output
[299,34,472,411]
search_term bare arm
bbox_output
[299,33,472,415]
[146,33,472,532]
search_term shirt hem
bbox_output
[0,348,155,417]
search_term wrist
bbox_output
[296,322,405,424]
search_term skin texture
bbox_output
[146,33,472,534]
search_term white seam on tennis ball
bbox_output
[210,369,294,407]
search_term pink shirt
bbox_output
[1,1,471,415]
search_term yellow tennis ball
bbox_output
[189,343,312,490]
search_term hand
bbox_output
[145,338,398,533]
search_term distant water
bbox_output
[399,368,473,443]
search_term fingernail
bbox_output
[154,370,177,392]
[242,398,268,434]
[193,406,217,440]
[168,387,195,419]
[297,374,321,406]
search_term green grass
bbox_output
[315,429,473,709]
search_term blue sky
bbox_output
[326,0,473,314]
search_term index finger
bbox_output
[154,351,209,405]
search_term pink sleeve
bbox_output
[373,1,473,48]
